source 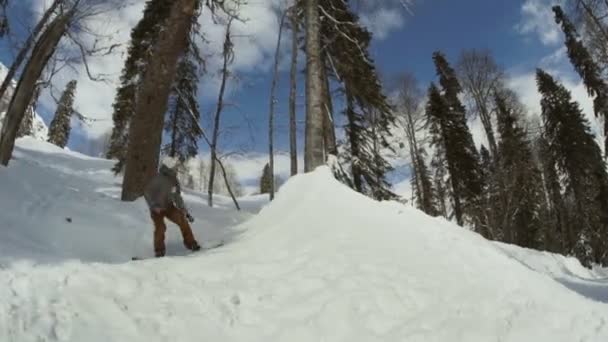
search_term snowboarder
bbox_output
[143,163,201,257]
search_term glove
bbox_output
[186,213,195,223]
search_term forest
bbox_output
[0,0,608,268]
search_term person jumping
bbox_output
[143,163,201,257]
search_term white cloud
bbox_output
[515,0,565,46]
[360,7,405,40]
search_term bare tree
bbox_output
[456,49,504,158]
[121,0,199,200]
[288,6,299,176]
[268,9,287,201]
[0,0,63,102]
[0,3,77,166]
[393,73,436,213]
[304,0,325,172]
[208,17,235,207]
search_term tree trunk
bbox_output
[346,92,362,192]
[403,108,423,206]
[0,0,62,102]
[217,156,241,211]
[0,7,73,166]
[304,0,325,172]
[289,8,298,177]
[208,20,233,207]
[320,55,337,156]
[121,0,196,201]
[268,12,286,201]
[169,110,178,158]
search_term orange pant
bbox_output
[151,205,199,256]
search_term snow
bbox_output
[1,138,608,341]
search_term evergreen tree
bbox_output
[48,80,77,148]
[259,163,273,194]
[314,0,396,200]
[535,131,571,253]
[494,91,545,248]
[478,144,499,239]
[427,52,484,233]
[162,46,202,163]
[431,143,449,219]
[553,5,608,155]
[412,146,437,215]
[536,68,608,266]
[106,0,173,172]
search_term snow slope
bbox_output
[1,139,608,341]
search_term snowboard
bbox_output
[131,240,225,261]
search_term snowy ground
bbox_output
[1,138,608,341]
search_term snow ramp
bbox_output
[1,142,608,341]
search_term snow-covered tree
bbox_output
[48,80,77,148]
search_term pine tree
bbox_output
[478,144,499,239]
[106,0,173,172]
[413,146,437,215]
[162,47,202,163]
[494,91,544,248]
[313,0,396,200]
[535,131,571,253]
[427,52,485,233]
[17,87,40,138]
[48,80,77,148]
[259,163,273,194]
[537,68,608,266]
[553,5,608,155]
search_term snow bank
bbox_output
[1,139,608,341]
[0,138,255,264]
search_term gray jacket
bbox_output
[143,164,186,211]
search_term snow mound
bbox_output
[1,139,608,341]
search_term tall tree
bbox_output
[0,0,63,102]
[121,0,201,201]
[537,68,608,266]
[427,52,484,232]
[288,6,299,176]
[106,0,173,172]
[456,49,504,158]
[553,5,608,155]
[207,18,235,207]
[494,91,545,248]
[162,46,202,163]
[47,80,77,148]
[0,3,78,166]
[304,0,325,172]
[267,9,287,200]
[313,0,396,200]
[394,73,437,215]
[535,130,571,253]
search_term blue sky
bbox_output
[1,0,598,183]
